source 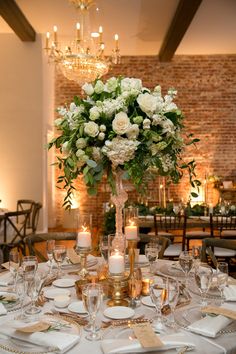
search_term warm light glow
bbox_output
[91,32,99,38]
[160,184,163,189]
[53,25,57,33]
[46,32,50,39]
[129,220,135,226]
[114,34,119,41]
[76,22,80,30]
[82,225,88,232]
[99,26,103,33]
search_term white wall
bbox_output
[0,33,47,230]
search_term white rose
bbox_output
[98,132,105,141]
[94,80,104,94]
[82,83,94,96]
[100,124,106,132]
[112,112,131,135]
[76,138,87,149]
[84,121,99,137]
[126,124,139,140]
[105,77,118,92]
[89,106,100,121]
[143,118,151,130]
[137,93,157,116]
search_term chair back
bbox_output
[154,214,186,250]
[31,202,42,233]
[4,209,31,244]
[17,200,35,228]
[25,232,77,262]
[210,214,236,236]
[201,237,236,268]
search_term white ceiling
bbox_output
[0,0,236,56]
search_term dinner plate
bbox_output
[52,278,75,288]
[103,306,135,320]
[43,288,71,299]
[68,301,88,315]
[141,296,155,307]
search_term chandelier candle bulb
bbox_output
[77,229,91,248]
[109,253,124,274]
[99,26,103,43]
[53,25,58,44]
[76,22,81,41]
[114,34,119,49]
[45,32,50,49]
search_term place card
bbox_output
[202,306,236,320]
[16,321,50,333]
[132,323,163,348]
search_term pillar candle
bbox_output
[77,230,91,248]
[109,253,124,274]
[125,225,138,239]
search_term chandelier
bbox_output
[44,0,121,85]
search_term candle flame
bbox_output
[82,225,87,232]
[129,219,135,226]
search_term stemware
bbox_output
[192,245,201,269]
[217,262,228,304]
[53,245,66,278]
[166,277,179,328]
[195,263,213,308]
[150,279,168,332]
[14,269,26,320]
[22,256,38,280]
[9,249,20,291]
[179,251,193,287]
[99,236,109,262]
[46,239,55,274]
[145,243,160,273]
[25,270,47,316]
[82,283,103,341]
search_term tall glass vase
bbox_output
[110,168,127,248]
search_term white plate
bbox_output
[68,301,88,315]
[44,288,71,299]
[103,306,135,320]
[141,296,155,307]
[52,278,75,288]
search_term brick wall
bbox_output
[52,55,236,230]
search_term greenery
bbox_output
[48,77,200,208]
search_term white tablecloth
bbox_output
[0,260,235,354]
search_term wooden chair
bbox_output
[154,214,186,258]
[25,232,77,262]
[184,216,212,251]
[16,199,35,228]
[25,202,42,236]
[201,238,236,268]
[138,234,170,259]
[210,215,236,239]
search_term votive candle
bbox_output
[109,252,124,274]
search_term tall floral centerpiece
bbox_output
[48,77,199,246]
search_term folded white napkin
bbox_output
[187,303,235,339]
[0,303,7,316]
[0,325,80,353]
[101,332,195,354]
[224,285,236,301]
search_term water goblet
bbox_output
[145,243,160,273]
[9,249,20,291]
[99,236,109,262]
[150,279,168,332]
[22,256,38,280]
[82,283,103,341]
[53,245,66,278]
[166,277,179,328]
[14,269,26,320]
[179,251,193,288]
[195,263,213,308]
[46,239,55,274]
[217,262,228,304]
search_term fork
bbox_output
[176,345,195,353]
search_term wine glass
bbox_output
[179,251,193,288]
[166,277,179,328]
[46,239,55,274]
[195,263,213,308]
[99,236,109,262]
[25,272,43,315]
[22,256,38,280]
[150,279,168,332]
[192,245,201,269]
[14,269,26,320]
[145,243,160,273]
[217,262,228,304]
[82,283,103,341]
[53,245,66,278]
[9,249,20,291]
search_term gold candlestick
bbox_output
[107,274,128,307]
[75,246,92,279]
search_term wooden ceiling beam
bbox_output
[159,0,202,62]
[0,0,36,41]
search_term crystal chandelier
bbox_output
[44,0,121,85]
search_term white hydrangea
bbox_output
[112,112,131,135]
[160,154,175,173]
[102,98,125,117]
[84,121,99,137]
[137,93,157,117]
[126,124,139,140]
[121,78,142,93]
[82,83,94,96]
[76,138,87,149]
[102,137,140,166]
[89,106,100,121]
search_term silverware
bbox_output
[102,316,150,328]
[177,345,195,353]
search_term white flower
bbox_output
[89,106,100,121]
[58,107,67,116]
[54,118,63,127]
[104,77,118,93]
[102,136,140,166]
[112,112,131,135]
[121,78,142,93]
[100,124,106,132]
[84,121,99,137]
[161,119,175,136]
[92,147,102,162]
[62,141,70,154]
[168,88,177,97]
[69,102,77,112]
[94,80,104,94]
[153,85,162,95]
[82,83,94,96]
[137,93,157,116]
[143,118,151,130]
[126,124,139,140]
[152,114,163,126]
[76,149,85,158]
[150,142,167,156]
[76,138,87,149]
[102,98,125,117]
[98,132,105,140]
[160,154,174,173]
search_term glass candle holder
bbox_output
[124,207,139,240]
[75,213,92,278]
